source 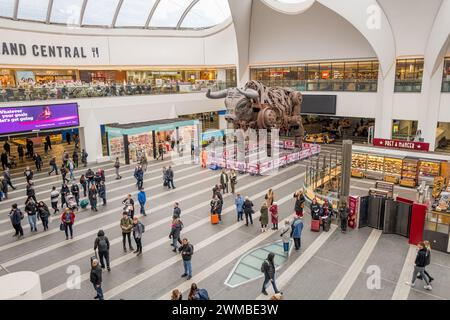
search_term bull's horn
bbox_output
[237,87,259,100]
[206,89,228,99]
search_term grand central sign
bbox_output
[0,42,100,59]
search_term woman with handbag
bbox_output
[61,208,75,240]
[260,201,269,233]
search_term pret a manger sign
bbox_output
[373,138,430,151]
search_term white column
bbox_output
[81,109,102,163]
[374,62,396,139]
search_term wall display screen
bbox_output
[0,103,79,135]
[301,95,337,115]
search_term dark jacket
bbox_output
[133,222,144,239]
[294,194,305,212]
[134,169,144,181]
[243,200,254,214]
[25,202,37,216]
[71,184,80,195]
[86,169,94,180]
[415,248,428,267]
[170,221,183,239]
[261,254,276,279]
[178,243,194,261]
[60,185,70,196]
[26,185,35,197]
[166,169,174,179]
[173,207,181,219]
[94,230,110,252]
[37,203,50,219]
[90,264,102,286]
[24,170,33,180]
[339,207,349,220]
[89,188,98,200]
[9,208,22,225]
[98,184,106,199]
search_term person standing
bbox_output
[50,186,60,215]
[179,238,194,280]
[61,208,75,240]
[90,258,104,300]
[172,202,181,219]
[80,174,87,197]
[134,165,144,190]
[60,182,70,208]
[261,253,281,296]
[48,157,58,176]
[291,215,304,251]
[162,167,168,188]
[406,242,432,291]
[169,218,183,252]
[265,189,274,206]
[294,191,306,217]
[33,153,42,172]
[132,217,144,256]
[98,181,106,206]
[9,204,24,239]
[243,196,254,226]
[138,188,147,216]
[25,198,38,232]
[81,149,88,167]
[220,169,229,194]
[44,142,49,156]
[114,157,122,180]
[26,182,37,203]
[45,135,52,150]
[122,194,135,219]
[85,169,94,188]
[66,132,71,145]
[3,140,10,156]
[166,166,175,189]
[339,202,349,234]
[270,202,279,230]
[260,201,269,233]
[3,168,16,191]
[89,184,98,212]
[60,164,69,184]
[230,169,237,194]
[72,149,79,168]
[68,160,75,181]
[74,134,80,148]
[17,144,24,161]
[94,230,111,272]
[37,201,50,231]
[24,166,34,183]
[235,193,244,222]
[157,142,164,161]
[120,212,134,252]
[210,194,221,222]
[1,151,7,170]
[71,183,80,207]
[280,220,292,255]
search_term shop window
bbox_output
[394,58,424,92]
[442,58,450,92]
[392,120,419,141]
[343,62,357,91]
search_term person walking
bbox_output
[94,230,111,272]
[294,190,306,217]
[406,241,433,290]
[265,189,274,206]
[261,253,281,296]
[98,181,106,206]
[50,186,60,215]
[81,149,88,167]
[90,258,104,300]
[169,218,183,252]
[26,182,37,203]
[122,194,135,219]
[138,188,147,216]
[260,201,269,233]
[33,153,42,172]
[210,194,221,222]
[86,169,94,188]
[1,176,8,200]
[243,196,254,226]
[9,203,24,239]
[68,160,75,181]
[172,202,181,219]
[24,166,34,183]
[48,157,58,176]
[62,151,69,167]
[80,174,87,197]
[60,182,70,208]
[339,202,349,233]
[114,157,122,180]
[89,184,98,212]
[72,149,79,168]
[25,198,38,232]
[230,169,237,194]
[132,216,144,256]
[45,135,52,150]
[291,215,304,251]
[220,169,229,194]
[166,166,175,189]
[3,140,10,156]
[0,177,4,202]
[134,165,144,190]
[60,165,70,184]
[280,220,292,255]
[61,208,75,240]
[270,202,279,230]
[1,151,7,170]
[37,201,50,231]
[120,212,134,252]
[157,142,164,161]
[3,168,16,191]
[235,193,244,222]
[66,132,71,145]
[71,183,80,207]
[162,167,168,188]
[179,238,194,280]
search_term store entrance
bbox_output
[436,122,450,153]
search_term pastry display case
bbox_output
[351,153,367,178]
[400,157,419,187]
[366,155,384,172]
[383,157,402,184]
[419,160,441,178]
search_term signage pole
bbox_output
[152,131,157,159]
[340,140,352,203]
[123,134,130,165]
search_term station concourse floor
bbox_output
[0,145,449,301]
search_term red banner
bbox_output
[373,138,429,151]
[348,196,359,230]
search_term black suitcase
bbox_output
[323,217,331,232]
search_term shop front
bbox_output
[105,118,200,164]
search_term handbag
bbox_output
[59,223,65,231]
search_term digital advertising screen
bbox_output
[0,103,79,135]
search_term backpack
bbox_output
[97,237,108,252]
[260,260,268,273]
[195,289,210,300]
[140,222,145,233]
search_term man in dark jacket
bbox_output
[173,202,181,219]
[33,153,42,172]
[90,258,104,300]
[134,166,144,190]
[26,182,37,203]
[45,135,52,150]
[98,181,106,206]
[220,170,229,194]
[261,253,281,295]
[3,141,10,156]
[9,204,23,239]
[25,199,38,232]
[81,149,88,167]
[1,151,7,170]
[178,238,194,280]
[242,197,254,226]
[17,145,24,161]
[49,157,58,176]
[4,168,16,190]
[169,218,183,252]
[24,166,33,183]
[86,168,95,188]
[71,183,80,207]
[94,230,111,272]
[339,203,349,233]
[407,242,432,290]
[294,191,306,217]
[166,166,175,189]
[72,150,79,168]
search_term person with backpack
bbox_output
[94,230,111,272]
[48,157,58,176]
[235,193,244,222]
[132,216,144,256]
[89,184,98,212]
[90,258,103,300]
[138,188,147,216]
[173,202,181,219]
[280,220,292,255]
[169,218,183,252]
[98,181,106,206]
[114,157,122,180]
[120,212,134,252]
[37,201,50,231]
[81,149,88,167]
[406,241,432,290]
[417,240,434,284]
[50,186,60,215]
[188,283,210,300]
[61,208,75,240]
[25,198,38,232]
[9,203,24,239]
[80,175,88,197]
[242,196,254,226]
[179,238,194,280]
[291,215,304,251]
[261,253,281,296]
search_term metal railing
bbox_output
[252,79,378,92]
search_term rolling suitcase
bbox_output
[211,214,219,225]
[323,217,331,232]
[80,199,89,209]
[311,219,320,232]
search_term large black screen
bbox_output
[301,95,337,115]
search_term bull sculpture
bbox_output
[206,80,305,148]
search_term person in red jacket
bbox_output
[61,208,75,240]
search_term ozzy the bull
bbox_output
[206,80,305,148]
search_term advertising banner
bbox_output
[247,163,260,175]
[0,103,79,135]
[259,160,273,174]
[235,161,247,172]
[348,195,359,230]
[284,140,295,150]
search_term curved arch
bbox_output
[261,0,316,15]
